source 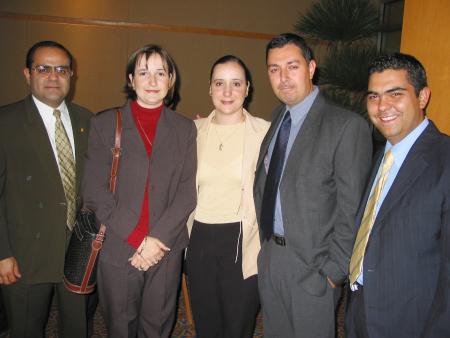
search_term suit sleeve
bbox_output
[149,122,197,248]
[0,139,13,260]
[321,116,372,285]
[424,166,450,337]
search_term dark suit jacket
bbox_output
[348,122,450,338]
[0,95,91,284]
[82,102,197,266]
[254,93,372,296]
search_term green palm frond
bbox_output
[319,45,377,92]
[321,87,368,115]
[295,0,379,43]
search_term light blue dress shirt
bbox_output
[357,118,429,285]
[264,86,319,236]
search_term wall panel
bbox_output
[401,0,450,134]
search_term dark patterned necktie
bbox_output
[260,111,291,240]
[54,109,76,230]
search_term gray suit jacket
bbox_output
[0,95,91,283]
[82,102,197,266]
[254,94,372,296]
[347,122,450,338]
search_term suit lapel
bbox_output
[284,95,323,169]
[195,111,214,167]
[256,104,285,170]
[371,123,437,237]
[152,106,172,161]
[68,103,87,194]
[121,102,148,176]
[355,152,383,227]
[23,96,62,185]
[242,111,260,182]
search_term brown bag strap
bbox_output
[109,110,122,193]
[99,110,122,236]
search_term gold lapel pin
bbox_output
[80,128,84,133]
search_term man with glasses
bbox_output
[0,40,92,337]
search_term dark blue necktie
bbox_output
[260,111,291,240]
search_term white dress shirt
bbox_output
[32,96,76,172]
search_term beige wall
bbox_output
[401,0,450,135]
[0,0,315,119]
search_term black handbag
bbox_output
[63,111,122,294]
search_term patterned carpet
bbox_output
[43,292,264,338]
[41,285,346,337]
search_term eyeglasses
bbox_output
[30,65,73,77]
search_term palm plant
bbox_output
[295,0,379,115]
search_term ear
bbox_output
[128,73,135,89]
[418,87,431,109]
[23,68,31,85]
[308,60,317,80]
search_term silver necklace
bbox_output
[212,117,244,151]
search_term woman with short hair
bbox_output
[83,44,196,338]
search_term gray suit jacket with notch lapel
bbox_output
[254,93,372,296]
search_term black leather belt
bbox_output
[272,234,286,246]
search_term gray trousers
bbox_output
[258,239,340,338]
[97,250,182,338]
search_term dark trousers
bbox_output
[186,221,260,338]
[97,250,182,338]
[0,289,8,337]
[1,281,89,338]
[345,285,370,338]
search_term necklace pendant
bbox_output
[219,143,223,151]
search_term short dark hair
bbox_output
[266,33,314,63]
[26,40,73,69]
[124,44,177,106]
[209,54,253,109]
[368,53,428,96]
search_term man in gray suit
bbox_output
[254,33,372,337]
[346,54,450,338]
[0,41,92,337]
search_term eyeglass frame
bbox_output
[30,64,73,77]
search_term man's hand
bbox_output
[0,257,21,285]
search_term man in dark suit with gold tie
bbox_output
[346,53,450,338]
[0,41,92,337]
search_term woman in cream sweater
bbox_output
[186,55,270,338]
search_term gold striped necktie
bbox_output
[349,150,394,285]
[54,109,76,230]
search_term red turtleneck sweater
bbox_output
[127,100,163,249]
